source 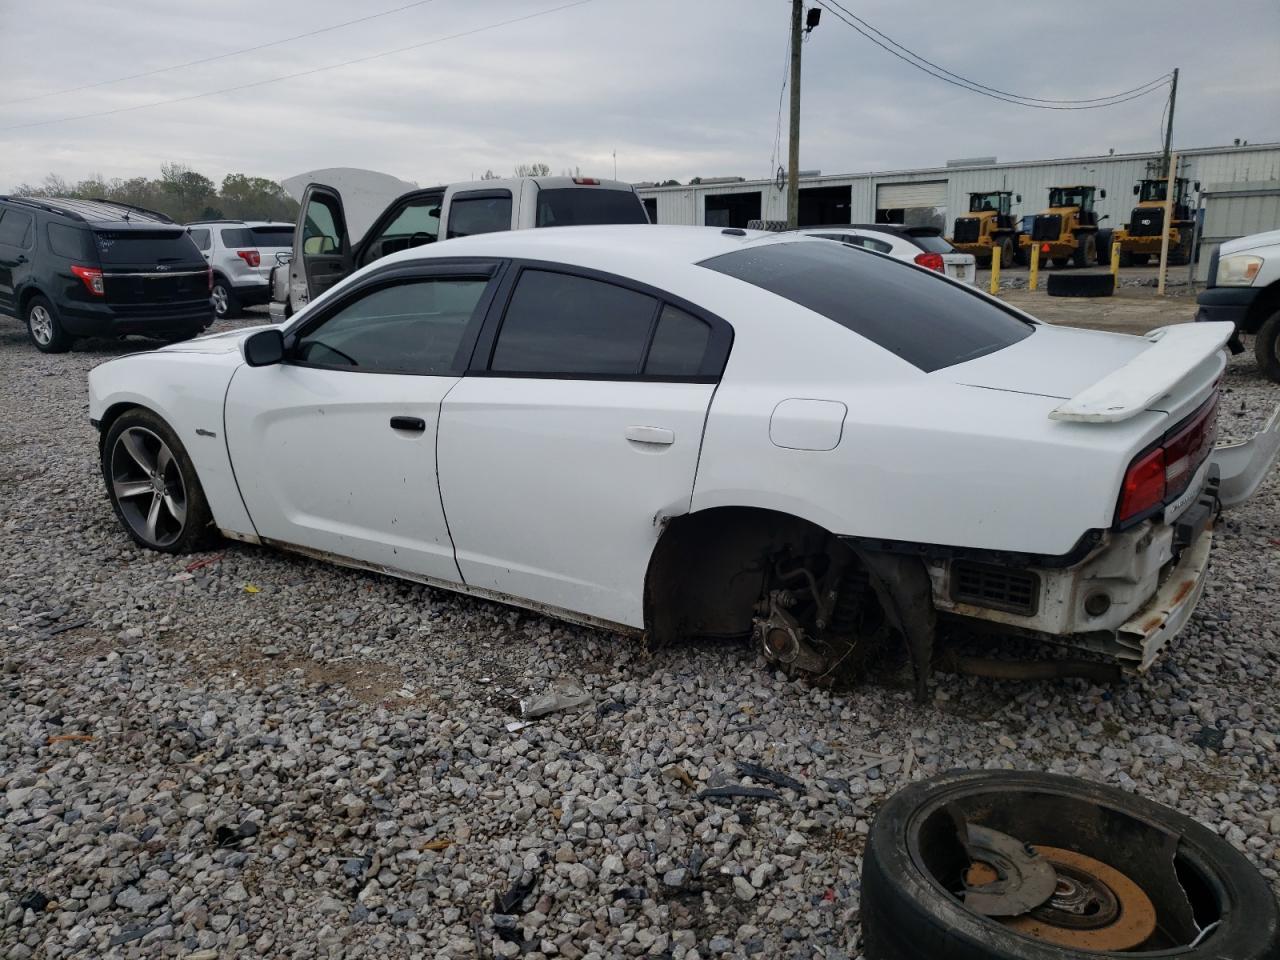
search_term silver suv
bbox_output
[186,220,294,319]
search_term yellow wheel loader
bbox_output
[1018,186,1108,269]
[948,191,1023,267]
[1112,177,1198,266]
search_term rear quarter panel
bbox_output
[88,349,255,537]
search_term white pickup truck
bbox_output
[269,169,649,319]
[1196,227,1280,381]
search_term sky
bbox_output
[1,0,1277,192]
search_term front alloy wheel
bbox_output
[102,411,213,554]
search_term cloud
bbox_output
[1,0,1276,192]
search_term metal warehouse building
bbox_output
[634,142,1280,234]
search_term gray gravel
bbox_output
[1,316,1278,959]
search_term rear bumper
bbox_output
[59,300,214,338]
[232,283,272,306]
[1195,286,1259,329]
[1211,402,1280,506]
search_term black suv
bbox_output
[0,197,213,353]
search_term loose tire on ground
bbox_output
[1255,310,1280,383]
[25,295,72,353]
[1046,273,1115,298]
[860,770,1280,960]
[211,278,240,320]
[101,409,216,554]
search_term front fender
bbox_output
[88,352,256,537]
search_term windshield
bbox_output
[535,188,649,227]
[92,230,202,265]
[700,240,1032,372]
[969,192,1008,214]
[1048,188,1093,210]
[1139,179,1186,203]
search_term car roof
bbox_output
[187,220,293,227]
[795,224,944,238]
[0,196,174,225]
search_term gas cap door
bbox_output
[769,398,847,451]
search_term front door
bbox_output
[225,265,499,582]
[437,266,730,628]
[291,184,351,309]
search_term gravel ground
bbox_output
[1,316,1278,960]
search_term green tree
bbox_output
[219,174,299,220]
[159,163,219,222]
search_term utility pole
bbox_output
[786,0,804,228]
[1161,67,1179,176]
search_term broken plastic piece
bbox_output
[699,785,782,801]
[520,680,591,718]
[735,760,805,792]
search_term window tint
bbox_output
[447,193,512,239]
[644,305,710,376]
[48,223,89,259]
[92,230,201,265]
[491,270,657,375]
[188,228,211,251]
[0,210,33,248]
[295,278,487,375]
[818,233,892,254]
[249,225,294,246]
[302,197,343,255]
[700,240,1032,372]
[905,231,955,254]
[536,188,649,227]
[362,201,440,265]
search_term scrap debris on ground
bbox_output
[0,316,1277,959]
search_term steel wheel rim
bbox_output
[109,426,188,547]
[29,305,53,345]
[212,284,228,316]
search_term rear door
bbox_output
[0,208,35,314]
[291,184,351,308]
[437,265,732,628]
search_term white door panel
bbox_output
[438,378,715,627]
[224,364,461,581]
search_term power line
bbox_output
[815,0,1171,110]
[768,23,790,180]
[0,0,593,132]
[0,0,441,107]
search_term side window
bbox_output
[221,228,251,247]
[849,234,893,254]
[490,270,657,376]
[47,223,88,259]
[294,278,488,375]
[0,210,34,249]
[188,228,211,252]
[302,197,343,255]
[644,305,711,377]
[362,200,440,266]
[446,192,512,239]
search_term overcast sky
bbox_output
[1,0,1277,192]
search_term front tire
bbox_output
[26,295,71,353]
[211,279,240,320]
[1255,311,1280,383]
[1071,234,1095,268]
[998,238,1014,268]
[102,409,214,553]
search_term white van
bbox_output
[270,170,649,319]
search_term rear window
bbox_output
[904,230,955,254]
[92,230,201,265]
[535,188,649,227]
[700,240,1032,372]
[48,223,89,259]
[249,225,294,246]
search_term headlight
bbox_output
[1217,253,1263,287]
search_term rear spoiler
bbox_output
[1049,322,1234,423]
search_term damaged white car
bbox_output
[88,226,1280,696]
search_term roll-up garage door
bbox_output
[877,181,946,209]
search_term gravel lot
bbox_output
[2,314,1278,960]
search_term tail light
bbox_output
[236,249,261,267]
[1116,393,1219,526]
[70,265,104,296]
[913,252,944,272]
[572,177,600,185]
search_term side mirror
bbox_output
[1132,184,1140,195]
[244,329,285,367]
[1099,189,1107,199]
[1194,180,1201,191]
[1100,214,1111,222]
[1015,194,1022,203]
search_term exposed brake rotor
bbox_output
[965,845,1158,951]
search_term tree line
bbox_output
[10,163,299,223]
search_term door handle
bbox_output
[625,426,674,445]
[15,255,27,264]
[389,416,426,433]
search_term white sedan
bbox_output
[88,226,1279,696]
[792,224,978,285]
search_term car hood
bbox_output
[1219,228,1280,257]
[155,325,274,356]
[939,324,1150,402]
